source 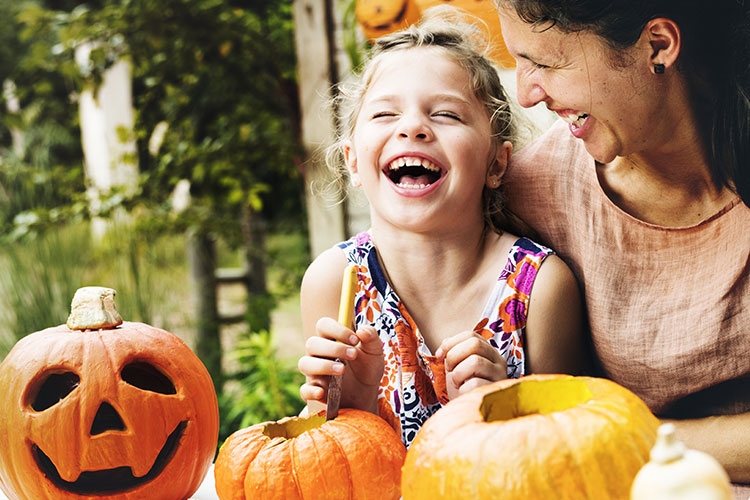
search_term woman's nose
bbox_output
[515,72,548,109]
[397,113,433,141]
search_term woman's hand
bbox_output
[298,318,384,414]
[436,331,508,400]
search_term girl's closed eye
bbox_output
[372,111,397,119]
[434,110,462,121]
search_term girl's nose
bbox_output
[397,113,433,141]
[515,71,548,109]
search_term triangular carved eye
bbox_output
[30,372,80,412]
[91,402,126,435]
[121,362,176,395]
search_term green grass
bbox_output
[0,219,309,439]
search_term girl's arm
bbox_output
[437,254,585,399]
[523,254,585,375]
[297,248,384,415]
[665,412,750,483]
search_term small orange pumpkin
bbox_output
[355,0,516,68]
[415,0,516,68]
[402,374,660,500]
[214,408,406,500]
[0,287,219,500]
[355,0,421,40]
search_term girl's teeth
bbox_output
[397,183,428,189]
[388,157,437,171]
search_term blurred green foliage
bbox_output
[0,0,312,434]
[1,0,305,242]
[219,329,305,444]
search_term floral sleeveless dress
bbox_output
[337,232,554,448]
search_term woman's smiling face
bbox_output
[345,46,503,233]
[497,6,669,164]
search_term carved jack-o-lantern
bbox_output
[355,0,421,40]
[0,287,219,500]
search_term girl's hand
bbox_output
[298,319,384,413]
[436,331,508,400]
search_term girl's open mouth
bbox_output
[385,156,443,189]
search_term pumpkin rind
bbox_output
[355,0,421,40]
[0,320,219,500]
[402,374,660,500]
[215,408,406,500]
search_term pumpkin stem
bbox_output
[649,423,685,464]
[66,287,124,330]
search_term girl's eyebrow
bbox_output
[364,93,473,107]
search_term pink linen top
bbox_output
[504,121,749,494]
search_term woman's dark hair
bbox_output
[496,0,750,206]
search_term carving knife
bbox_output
[326,264,357,420]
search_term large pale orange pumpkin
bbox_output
[0,287,219,500]
[402,374,660,500]
[214,408,406,500]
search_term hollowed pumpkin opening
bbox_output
[480,378,594,422]
[263,414,326,440]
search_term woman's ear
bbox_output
[486,140,513,188]
[643,17,681,73]
[343,141,361,187]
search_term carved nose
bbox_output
[90,402,126,435]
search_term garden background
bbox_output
[0,0,555,449]
[0,0,382,448]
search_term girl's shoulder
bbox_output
[508,236,555,260]
[336,231,377,267]
[301,246,350,302]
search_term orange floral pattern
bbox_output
[337,232,552,447]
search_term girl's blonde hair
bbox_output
[328,6,517,233]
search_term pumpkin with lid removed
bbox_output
[402,374,660,500]
[214,408,405,500]
[0,287,219,500]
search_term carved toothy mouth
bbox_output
[32,420,187,494]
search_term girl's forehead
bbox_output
[364,46,473,96]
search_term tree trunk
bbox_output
[188,230,223,391]
[241,203,271,333]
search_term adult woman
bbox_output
[495,0,750,495]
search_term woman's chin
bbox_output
[583,142,619,166]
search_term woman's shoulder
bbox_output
[508,120,588,177]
